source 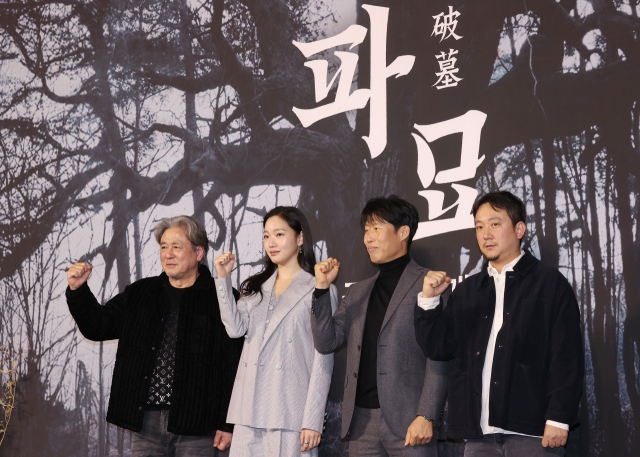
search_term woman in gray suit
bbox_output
[214,206,337,457]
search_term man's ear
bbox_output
[515,221,526,240]
[196,245,205,262]
[399,225,410,241]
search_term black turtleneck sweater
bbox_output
[355,253,411,408]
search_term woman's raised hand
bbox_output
[214,251,236,279]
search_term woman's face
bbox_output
[263,215,303,267]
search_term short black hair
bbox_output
[472,191,526,227]
[360,195,419,249]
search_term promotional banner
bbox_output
[0,0,638,456]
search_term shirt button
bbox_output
[144,376,148,379]
[223,299,228,304]
[151,347,155,351]
[483,315,488,319]
[286,337,292,343]
[357,345,361,351]
[276,364,282,370]
[269,306,274,310]
[266,319,270,324]
[218,285,223,291]
[353,372,358,378]
[475,352,480,356]
[498,345,503,348]
[494,381,499,385]
[138,406,143,410]
[242,362,247,367]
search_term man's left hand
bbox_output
[541,424,568,448]
[213,430,232,451]
[404,416,433,446]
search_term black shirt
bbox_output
[355,253,411,408]
[146,283,185,409]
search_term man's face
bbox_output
[474,203,525,271]
[363,218,409,264]
[160,227,204,284]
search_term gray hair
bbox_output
[153,215,209,258]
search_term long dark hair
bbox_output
[240,206,316,298]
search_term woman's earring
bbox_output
[299,246,302,254]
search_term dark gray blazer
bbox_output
[311,259,448,439]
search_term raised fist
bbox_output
[422,270,451,298]
[314,257,340,289]
[214,251,236,279]
[67,262,93,290]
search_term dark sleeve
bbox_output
[66,283,125,341]
[544,277,584,426]
[414,294,457,361]
[310,284,347,354]
[218,422,234,433]
[313,288,330,299]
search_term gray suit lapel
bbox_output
[380,260,422,333]
[260,270,314,350]
[350,273,379,345]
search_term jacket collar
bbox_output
[259,269,315,351]
[380,258,422,332]
[477,250,537,290]
[159,263,212,290]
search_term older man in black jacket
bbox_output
[66,215,243,456]
[414,192,583,456]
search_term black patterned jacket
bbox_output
[66,264,243,435]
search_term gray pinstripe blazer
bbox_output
[215,269,337,433]
[311,259,448,439]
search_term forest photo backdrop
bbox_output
[0,0,639,456]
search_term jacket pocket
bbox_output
[448,373,469,428]
[508,363,547,424]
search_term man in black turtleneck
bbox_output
[311,196,447,457]
[356,253,410,409]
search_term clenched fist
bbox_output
[422,271,451,298]
[214,251,236,279]
[314,257,340,289]
[67,262,93,290]
[404,416,434,446]
[542,424,568,448]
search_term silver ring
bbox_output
[304,442,309,444]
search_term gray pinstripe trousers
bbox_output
[229,424,318,457]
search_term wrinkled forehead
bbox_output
[160,226,189,242]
